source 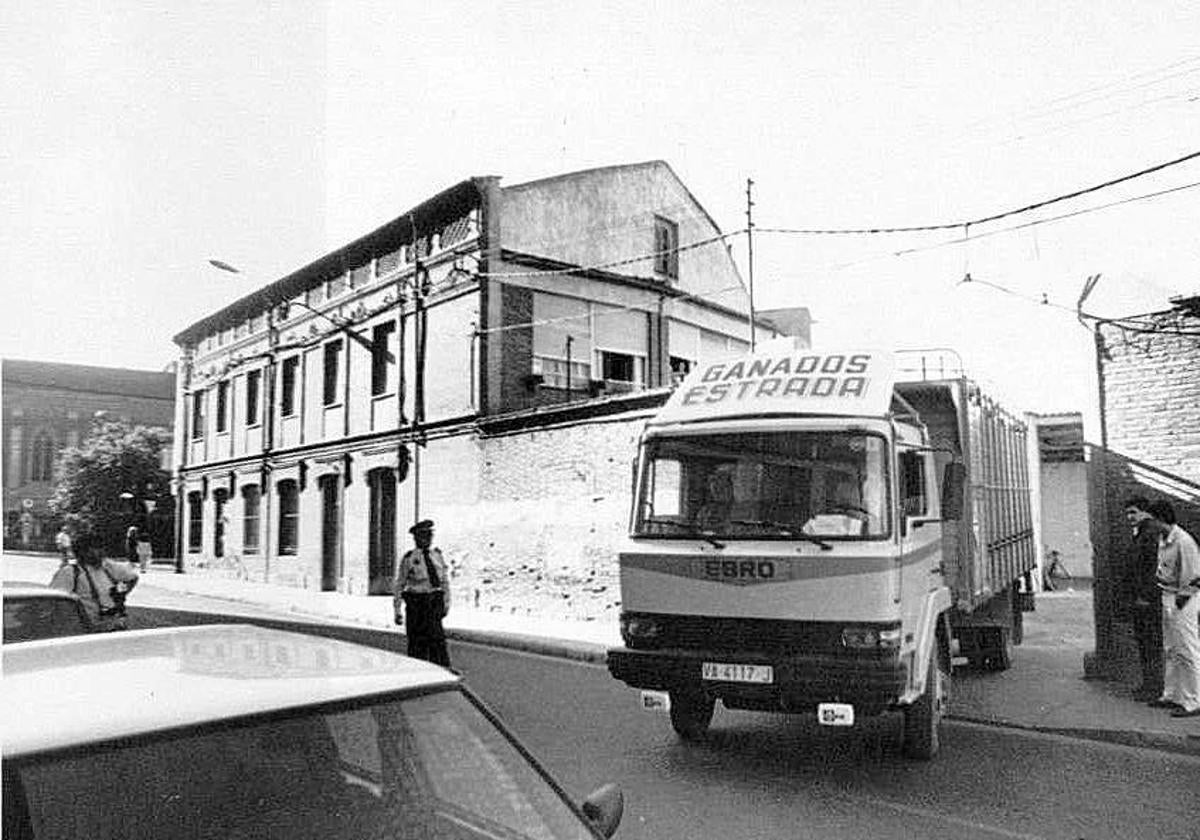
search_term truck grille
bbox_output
[631,613,848,655]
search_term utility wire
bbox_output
[473,283,748,336]
[891,179,1200,258]
[476,229,746,279]
[758,149,1200,236]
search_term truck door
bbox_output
[897,449,943,641]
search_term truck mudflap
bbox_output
[607,647,907,716]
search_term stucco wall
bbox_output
[1039,461,1091,578]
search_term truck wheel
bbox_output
[669,690,715,741]
[982,627,1014,672]
[902,647,948,760]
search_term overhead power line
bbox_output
[476,229,745,280]
[758,149,1200,236]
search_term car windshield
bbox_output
[634,430,891,540]
[5,688,593,840]
[3,597,89,643]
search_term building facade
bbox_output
[173,162,806,600]
[2,359,176,552]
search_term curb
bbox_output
[947,713,1200,758]
[448,627,609,665]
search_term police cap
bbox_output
[409,519,435,534]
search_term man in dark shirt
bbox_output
[1124,496,1166,701]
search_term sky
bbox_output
[3,1,1199,438]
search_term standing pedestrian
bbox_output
[1123,496,1167,701]
[136,531,153,572]
[393,519,451,667]
[50,533,139,632]
[1146,500,1200,717]
[125,525,141,565]
[55,526,73,565]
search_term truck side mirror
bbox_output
[941,462,965,521]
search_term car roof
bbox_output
[3,582,81,602]
[3,623,458,758]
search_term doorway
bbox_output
[319,475,341,591]
[368,468,397,594]
[213,490,228,558]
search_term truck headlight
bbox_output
[620,613,663,645]
[841,625,902,650]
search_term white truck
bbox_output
[606,345,1036,759]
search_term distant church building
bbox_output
[2,359,176,551]
[173,161,809,598]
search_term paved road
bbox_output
[7,565,1200,840]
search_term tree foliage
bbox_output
[50,420,172,554]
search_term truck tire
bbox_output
[669,689,715,741]
[902,646,948,760]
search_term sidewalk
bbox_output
[8,552,1200,757]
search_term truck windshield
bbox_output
[634,431,890,540]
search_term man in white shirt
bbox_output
[1148,501,1200,717]
[393,519,451,667]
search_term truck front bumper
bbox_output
[607,646,907,716]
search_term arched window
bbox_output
[277,480,299,556]
[30,431,56,482]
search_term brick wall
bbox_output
[1097,317,1200,540]
[403,414,649,618]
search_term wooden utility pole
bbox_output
[745,178,757,350]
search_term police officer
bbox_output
[393,519,451,667]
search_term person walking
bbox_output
[1123,496,1167,701]
[393,519,451,667]
[55,526,73,565]
[50,533,139,632]
[1146,500,1200,717]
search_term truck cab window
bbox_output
[899,451,928,519]
[634,432,890,540]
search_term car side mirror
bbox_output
[582,783,624,838]
[941,462,966,521]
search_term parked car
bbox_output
[2,623,622,840]
[2,583,91,643]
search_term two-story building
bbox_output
[173,161,808,601]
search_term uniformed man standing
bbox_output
[393,519,451,667]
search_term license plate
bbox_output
[817,702,855,726]
[701,662,774,683]
[640,690,670,711]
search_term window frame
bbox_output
[190,390,205,440]
[322,340,343,407]
[245,369,261,428]
[370,321,396,397]
[280,356,299,418]
[653,215,679,279]
[215,381,230,434]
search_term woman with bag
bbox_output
[50,533,140,632]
